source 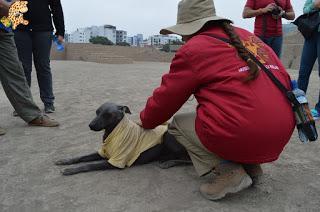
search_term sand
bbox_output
[0,61,319,212]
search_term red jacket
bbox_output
[140,26,295,164]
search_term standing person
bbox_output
[242,0,295,57]
[14,0,65,113]
[139,0,295,200]
[0,0,59,136]
[298,0,320,118]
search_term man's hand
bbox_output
[272,6,285,19]
[57,35,64,43]
[314,0,320,8]
[262,3,276,14]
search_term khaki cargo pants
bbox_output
[0,30,41,123]
[168,112,223,176]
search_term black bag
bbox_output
[293,11,320,39]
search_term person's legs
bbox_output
[259,36,272,48]
[32,31,55,111]
[298,33,318,93]
[14,30,33,86]
[168,112,252,200]
[270,36,283,58]
[168,112,222,176]
[315,32,320,112]
[0,31,41,122]
[259,36,282,58]
[0,31,59,127]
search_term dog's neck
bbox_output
[102,115,124,141]
[103,128,113,141]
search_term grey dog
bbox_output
[55,102,191,175]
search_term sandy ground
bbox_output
[0,61,320,212]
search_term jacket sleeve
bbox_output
[304,0,315,14]
[140,50,199,129]
[49,0,65,37]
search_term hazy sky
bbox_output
[61,0,305,37]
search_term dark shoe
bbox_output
[12,111,18,117]
[0,127,6,136]
[44,104,55,114]
[28,115,59,127]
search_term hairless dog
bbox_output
[55,102,191,175]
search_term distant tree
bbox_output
[116,42,130,46]
[161,44,170,52]
[89,36,114,45]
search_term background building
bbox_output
[67,24,181,48]
[146,35,180,47]
[69,25,117,44]
[116,30,127,44]
[126,34,144,47]
[283,23,297,35]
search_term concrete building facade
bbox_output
[126,34,144,47]
[116,30,128,44]
[69,25,117,44]
[146,35,180,47]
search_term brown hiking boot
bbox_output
[0,127,6,136]
[200,163,252,200]
[28,115,60,127]
[243,164,263,185]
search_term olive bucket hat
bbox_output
[160,0,232,36]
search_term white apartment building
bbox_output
[69,28,92,43]
[102,25,117,44]
[146,35,180,46]
[126,34,143,47]
[69,25,117,44]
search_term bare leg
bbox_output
[62,161,117,176]
[55,152,104,165]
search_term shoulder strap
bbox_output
[201,33,297,104]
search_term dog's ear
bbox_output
[118,105,132,114]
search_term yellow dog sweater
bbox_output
[98,115,167,168]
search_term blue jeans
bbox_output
[298,31,320,111]
[14,30,54,106]
[259,36,283,58]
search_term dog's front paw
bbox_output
[55,159,75,166]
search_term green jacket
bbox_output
[304,0,320,31]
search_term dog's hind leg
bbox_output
[158,132,192,169]
[162,132,189,159]
[61,161,117,176]
[55,152,104,165]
